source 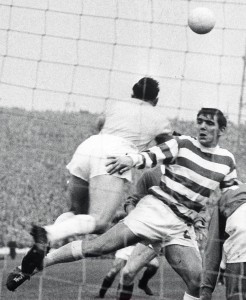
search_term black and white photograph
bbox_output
[0,0,246,299]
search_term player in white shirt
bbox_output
[39,77,170,243]
[6,77,171,292]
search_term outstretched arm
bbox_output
[106,138,178,175]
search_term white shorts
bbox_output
[224,203,246,263]
[115,246,135,260]
[115,245,159,267]
[124,194,199,253]
[66,134,138,182]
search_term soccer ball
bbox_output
[188,7,216,34]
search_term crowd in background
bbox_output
[0,107,245,248]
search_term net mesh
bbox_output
[0,1,246,299]
[0,0,246,122]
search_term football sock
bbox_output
[139,265,158,286]
[44,215,96,242]
[99,276,115,298]
[183,292,200,300]
[54,211,75,224]
[116,283,134,300]
[44,240,83,268]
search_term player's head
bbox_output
[132,77,159,106]
[197,108,227,129]
[196,108,227,147]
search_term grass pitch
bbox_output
[0,255,225,300]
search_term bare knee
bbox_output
[186,270,201,295]
[82,223,132,257]
[121,266,137,285]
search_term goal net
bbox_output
[0,1,246,299]
[0,0,246,123]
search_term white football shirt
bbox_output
[101,98,171,151]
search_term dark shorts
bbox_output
[226,262,246,300]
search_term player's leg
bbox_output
[44,222,140,266]
[225,262,246,300]
[164,244,202,300]
[42,175,90,243]
[88,175,125,233]
[138,257,159,296]
[35,174,125,246]
[117,243,157,300]
[6,221,141,292]
[99,258,126,298]
[43,134,133,240]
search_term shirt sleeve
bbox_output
[220,159,238,191]
[136,138,179,169]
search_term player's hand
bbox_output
[194,220,206,242]
[106,156,134,175]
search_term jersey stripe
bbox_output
[175,157,230,182]
[179,136,235,167]
[165,168,211,198]
[139,135,237,222]
[145,138,178,166]
[168,164,219,190]
[150,183,204,213]
[179,148,231,175]
[162,175,209,203]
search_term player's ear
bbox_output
[218,126,226,136]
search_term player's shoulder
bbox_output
[175,134,198,145]
[106,98,135,109]
[178,134,195,141]
[215,146,235,160]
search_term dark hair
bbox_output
[132,77,159,101]
[197,108,227,129]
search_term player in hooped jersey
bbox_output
[7,108,237,300]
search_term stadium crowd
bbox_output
[0,106,245,251]
[0,108,97,247]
